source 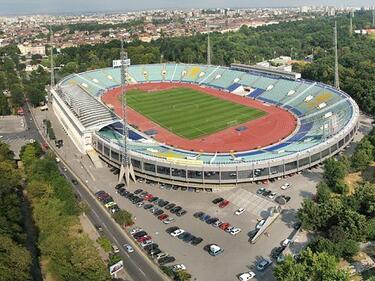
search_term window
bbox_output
[144,163,155,173]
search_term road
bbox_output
[27,102,167,281]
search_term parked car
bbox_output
[212,220,222,227]
[133,231,147,239]
[207,244,224,256]
[271,246,286,259]
[293,222,302,230]
[256,219,266,230]
[248,229,258,240]
[137,235,152,243]
[219,200,230,208]
[268,192,277,200]
[166,226,179,234]
[140,240,153,248]
[172,264,186,272]
[158,256,176,265]
[134,189,143,194]
[193,211,204,218]
[158,214,168,221]
[212,197,224,204]
[170,206,182,214]
[256,187,266,195]
[143,204,153,210]
[238,271,256,281]
[190,237,203,245]
[262,190,272,197]
[115,183,125,190]
[176,209,187,217]
[256,258,272,271]
[170,229,185,237]
[144,243,159,252]
[281,183,291,190]
[230,227,242,235]
[235,208,245,215]
[206,217,219,225]
[219,222,230,230]
[163,217,175,224]
[155,252,168,260]
[165,203,176,210]
[282,239,292,247]
[149,248,161,256]
[154,209,164,216]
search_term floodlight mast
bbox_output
[118,39,135,185]
[334,21,340,90]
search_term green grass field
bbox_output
[126,87,266,139]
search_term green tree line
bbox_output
[0,141,32,281]
[20,143,110,281]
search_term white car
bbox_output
[225,226,235,233]
[141,240,153,248]
[136,202,144,208]
[282,239,292,247]
[238,271,256,281]
[256,219,266,230]
[230,227,242,235]
[172,264,186,272]
[170,229,185,237]
[235,208,245,215]
[281,183,291,190]
[123,244,134,253]
[156,252,168,260]
[163,217,175,224]
[268,192,277,200]
[130,228,143,235]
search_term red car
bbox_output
[219,222,230,230]
[144,194,154,201]
[158,214,168,221]
[137,235,152,243]
[219,200,230,208]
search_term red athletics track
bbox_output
[101,82,297,153]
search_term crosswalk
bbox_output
[225,188,277,217]
[1,136,29,159]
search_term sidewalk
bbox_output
[80,214,133,281]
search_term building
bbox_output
[17,44,46,56]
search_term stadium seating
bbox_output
[59,63,355,166]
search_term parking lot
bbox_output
[38,106,371,281]
[97,168,322,281]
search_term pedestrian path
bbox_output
[225,188,277,217]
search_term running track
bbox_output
[101,82,297,153]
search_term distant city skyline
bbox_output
[1,0,374,16]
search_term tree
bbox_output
[351,138,374,171]
[323,158,348,193]
[112,210,133,227]
[0,235,32,281]
[351,182,375,218]
[316,182,331,203]
[274,248,349,281]
[0,141,14,162]
[175,270,192,281]
[298,199,323,231]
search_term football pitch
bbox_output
[126,87,266,139]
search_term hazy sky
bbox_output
[1,0,374,15]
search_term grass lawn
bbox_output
[125,87,266,139]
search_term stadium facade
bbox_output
[51,63,359,190]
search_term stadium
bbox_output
[50,63,359,190]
